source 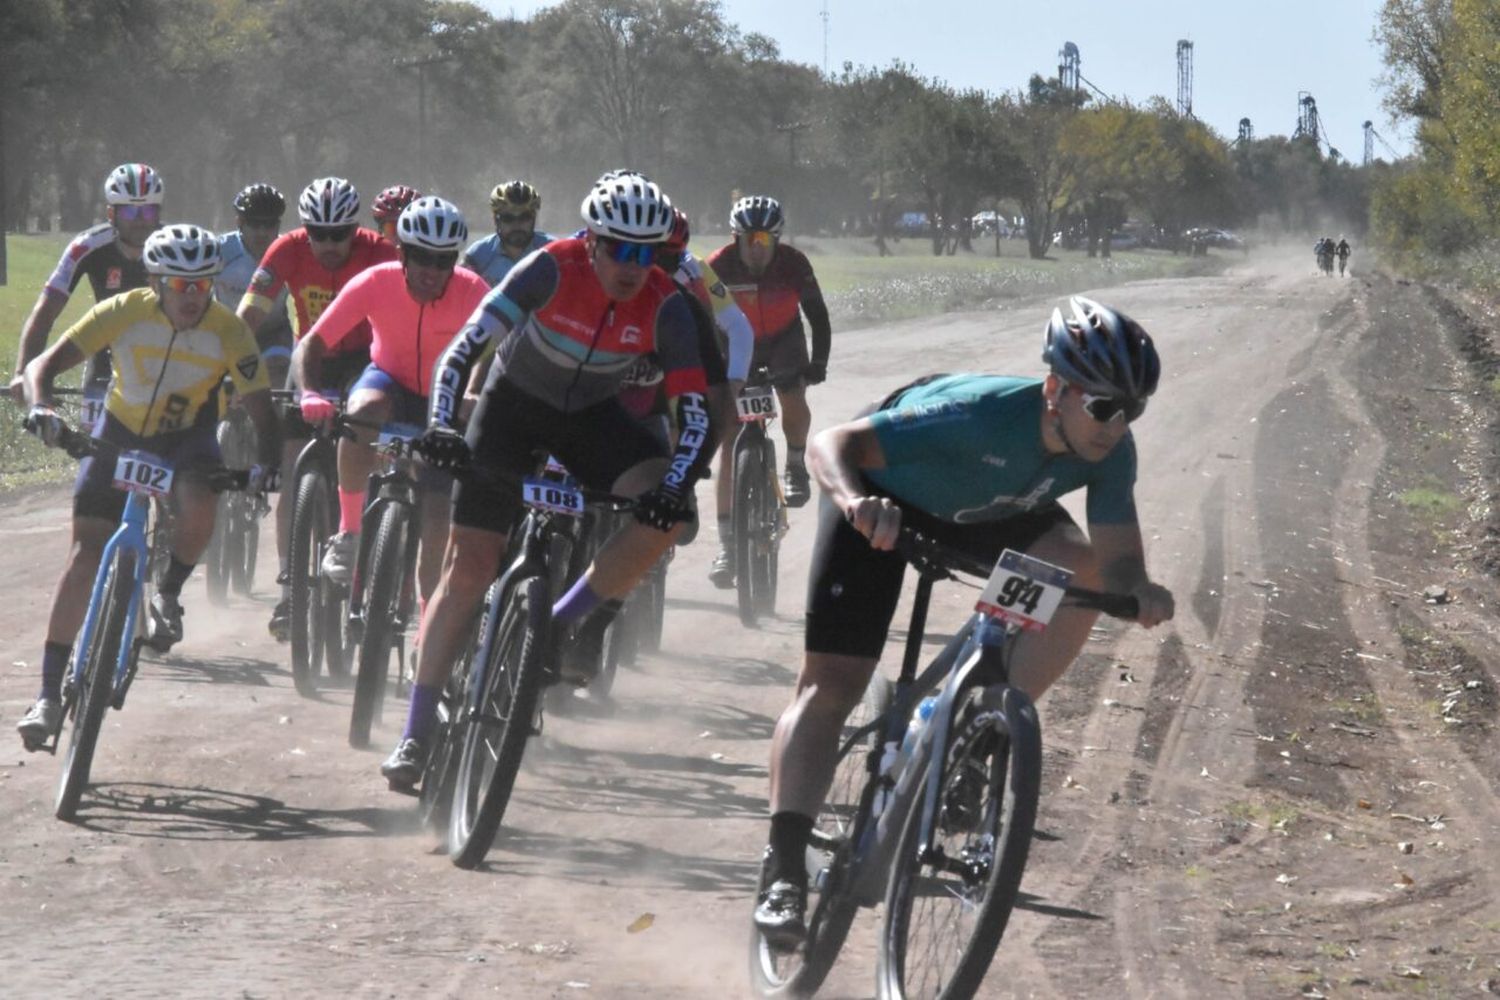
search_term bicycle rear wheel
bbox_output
[448,574,548,869]
[204,496,231,605]
[749,673,892,997]
[56,549,134,822]
[231,496,260,596]
[754,439,781,617]
[289,468,334,696]
[876,684,1042,1000]
[350,503,409,748]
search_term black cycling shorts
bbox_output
[450,377,667,534]
[750,326,809,390]
[74,414,221,523]
[804,493,1075,659]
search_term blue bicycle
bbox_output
[35,424,251,821]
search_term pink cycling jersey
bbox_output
[304,261,490,396]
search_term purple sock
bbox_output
[551,578,603,626]
[40,641,71,701]
[403,683,443,743]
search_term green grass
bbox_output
[1397,484,1462,519]
[1,234,98,488]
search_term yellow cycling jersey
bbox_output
[62,288,269,436]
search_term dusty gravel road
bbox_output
[4,247,1499,999]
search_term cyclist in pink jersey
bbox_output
[292,197,488,600]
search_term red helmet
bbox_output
[373,184,422,223]
[662,208,690,255]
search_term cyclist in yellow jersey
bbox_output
[16,225,280,750]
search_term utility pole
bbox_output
[820,1,830,77]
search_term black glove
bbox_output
[634,485,693,533]
[803,360,828,385]
[418,424,471,472]
[25,405,65,447]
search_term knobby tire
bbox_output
[350,504,408,748]
[289,470,333,696]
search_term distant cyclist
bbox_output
[706,196,831,580]
[8,163,165,405]
[750,297,1174,949]
[292,196,490,600]
[1335,236,1351,277]
[372,184,422,246]
[459,180,553,287]
[237,176,399,641]
[16,224,280,750]
[217,183,293,389]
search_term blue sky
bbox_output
[479,0,1411,161]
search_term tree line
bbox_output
[1,0,1370,262]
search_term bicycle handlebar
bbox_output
[894,527,1140,621]
[50,425,257,493]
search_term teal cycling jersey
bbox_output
[866,374,1138,525]
[460,231,553,287]
[216,231,289,316]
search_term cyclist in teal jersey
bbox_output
[217,183,293,387]
[459,180,553,287]
[751,296,1176,949]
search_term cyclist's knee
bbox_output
[1026,523,1100,587]
[798,652,878,716]
[442,530,505,594]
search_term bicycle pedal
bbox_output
[386,779,420,797]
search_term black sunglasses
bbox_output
[495,212,535,225]
[1078,389,1147,424]
[402,245,459,270]
[308,224,357,243]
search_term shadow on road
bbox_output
[73,781,418,840]
[140,652,285,688]
[480,825,760,895]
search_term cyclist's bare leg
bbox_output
[337,389,393,499]
[1006,520,1104,700]
[416,498,449,603]
[43,516,115,645]
[413,523,507,688]
[714,436,735,518]
[768,651,880,817]
[167,478,221,564]
[582,457,686,597]
[777,383,811,450]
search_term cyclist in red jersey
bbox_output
[237,176,400,641]
[705,196,831,576]
[378,171,715,789]
[371,184,422,246]
[292,196,489,601]
[7,163,165,405]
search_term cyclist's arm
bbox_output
[695,260,753,382]
[1087,521,1173,627]
[8,290,70,400]
[655,293,715,491]
[802,289,831,368]
[296,271,372,393]
[22,339,86,409]
[808,416,901,548]
[237,236,293,336]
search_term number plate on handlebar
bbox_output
[975,549,1072,631]
[736,384,777,423]
[112,450,175,497]
[522,476,584,516]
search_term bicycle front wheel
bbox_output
[448,574,548,869]
[734,440,767,627]
[204,495,231,605]
[876,684,1042,1000]
[289,468,334,696]
[231,495,260,596]
[56,549,135,822]
[749,672,892,997]
[350,503,409,748]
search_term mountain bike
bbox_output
[204,392,268,603]
[281,393,355,696]
[748,530,1138,1000]
[434,461,640,869]
[732,367,789,627]
[31,425,252,822]
[346,423,430,749]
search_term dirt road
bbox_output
[4,249,1499,998]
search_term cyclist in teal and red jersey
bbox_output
[377,171,715,789]
[7,163,165,405]
[706,196,831,524]
[292,196,489,602]
[237,176,399,641]
[371,184,422,247]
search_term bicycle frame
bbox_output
[67,490,154,714]
[348,429,425,630]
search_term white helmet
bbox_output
[580,171,674,242]
[143,224,222,277]
[104,163,165,205]
[396,196,468,251]
[298,177,360,226]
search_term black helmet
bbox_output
[233,183,286,222]
[1042,296,1160,400]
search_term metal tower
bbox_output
[1176,40,1193,117]
[1237,117,1254,144]
[1363,120,1374,165]
[820,1,829,77]
[1059,41,1081,93]
[1294,92,1321,142]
